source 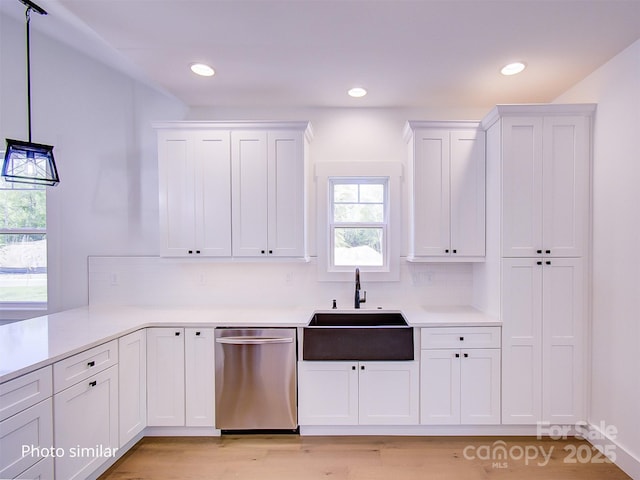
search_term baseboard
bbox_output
[300,424,542,436]
[585,421,640,479]
[144,426,221,436]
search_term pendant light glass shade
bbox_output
[3,138,59,186]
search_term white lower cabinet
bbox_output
[147,327,215,427]
[420,327,501,425]
[119,330,147,446]
[13,456,53,479]
[298,361,419,426]
[53,364,119,480]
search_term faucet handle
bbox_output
[360,290,366,304]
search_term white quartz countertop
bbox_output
[0,304,499,383]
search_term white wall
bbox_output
[555,40,640,478]
[0,11,187,318]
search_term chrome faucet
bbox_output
[354,267,366,309]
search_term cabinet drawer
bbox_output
[421,327,501,349]
[54,340,118,393]
[15,456,54,480]
[0,398,53,479]
[0,367,52,422]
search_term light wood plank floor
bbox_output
[99,435,631,480]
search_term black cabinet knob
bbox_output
[261,250,265,254]
[445,249,449,253]
[452,249,457,254]
[89,381,97,387]
[459,336,464,341]
[536,250,542,254]
[455,353,460,358]
[269,250,273,254]
[546,250,551,254]
[463,353,469,358]
[352,366,356,370]
[196,250,201,254]
[537,261,543,265]
[188,250,193,254]
[546,261,551,265]
[175,331,180,336]
[87,361,95,368]
[361,365,365,370]
[195,331,201,336]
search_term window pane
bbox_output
[359,184,384,203]
[334,227,383,266]
[0,186,46,229]
[333,184,358,203]
[333,204,384,223]
[0,234,47,302]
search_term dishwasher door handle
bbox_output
[215,336,294,345]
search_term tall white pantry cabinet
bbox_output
[482,104,595,426]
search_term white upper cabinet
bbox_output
[405,122,486,260]
[156,122,311,259]
[231,127,310,258]
[157,128,232,257]
[487,107,592,258]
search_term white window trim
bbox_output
[316,162,402,282]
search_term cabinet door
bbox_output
[185,328,215,427]
[195,131,232,256]
[359,361,419,425]
[420,350,461,424]
[14,456,53,479]
[158,130,198,256]
[231,131,269,256]
[411,129,451,256]
[268,131,306,257]
[159,130,232,257]
[118,330,146,447]
[460,349,501,425]
[501,117,544,257]
[147,328,185,426]
[297,362,358,425]
[450,130,485,257]
[54,365,118,480]
[542,258,585,423]
[542,116,589,257]
[0,399,53,479]
[501,258,542,424]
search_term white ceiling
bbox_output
[5,0,640,109]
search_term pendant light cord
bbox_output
[25,6,32,143]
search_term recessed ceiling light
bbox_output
[501,62,526,76]
[348,87,367,98]
[190,63,215,77]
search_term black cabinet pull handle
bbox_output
[89,381,97,387]
[452,249,457,254]
[445,249,449,253]
[175,331,180,336]
[546,261,551,265]
[536,249,542,254]
[546,250,551,254]
[188,250,193,254]
[361,365,365,370]
[87,361,95,367]
[463,353,469,358]
[455,353,460,358]
[196,250,201,254]
[537,261,543,265]
[459,336,464,341]
[352,366,356,370]
[195,331,201,336]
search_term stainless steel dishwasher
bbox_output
[214,328,297,431]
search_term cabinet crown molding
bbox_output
[480,103,597,130]
[153,121,313,141]
[403,120,481,142]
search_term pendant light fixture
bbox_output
[2,0,59,186]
